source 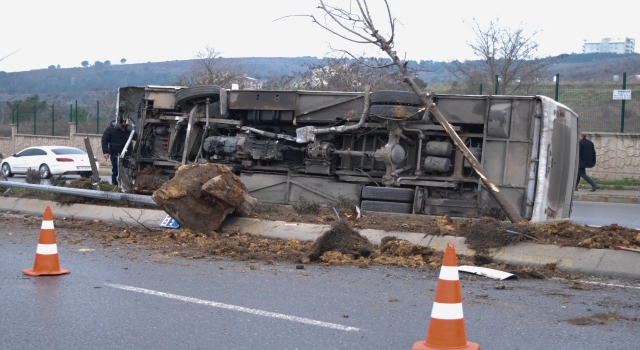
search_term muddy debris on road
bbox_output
[3,181,640,280]
[0,211,609,279]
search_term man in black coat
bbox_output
[102,118,135,185]
[576,132,600,192]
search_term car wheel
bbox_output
[1,163,13,177]
[175,85,221,108]
[80,171,93,178]
[39,164,52,179]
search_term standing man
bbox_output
[102,117,134,185]
[576,132,600,192]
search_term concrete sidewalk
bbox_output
[2,197,639,280]
[573,186,640,204]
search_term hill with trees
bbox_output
[0,53,638,106]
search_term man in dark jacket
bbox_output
[102,118,134,185]
[576,132,600,192]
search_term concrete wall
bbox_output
[0,127,637,181]
[589,133,640,180]
[0,123,110,168]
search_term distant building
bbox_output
[582,38,635,54]
[241,77,262,89]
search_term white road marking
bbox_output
[576,280,640,290]
[104,283,361,332]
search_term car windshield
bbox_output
[51,148,86,155]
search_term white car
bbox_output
[1,146,99,179]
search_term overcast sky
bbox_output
[1,0,638,73]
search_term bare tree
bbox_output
[261,72,296,90]
[303,0,523,222]
[84,89,117,122]
[46,92,73,112]
[446,18,564,95]
[294,56,407,91]
[175,46,250,89]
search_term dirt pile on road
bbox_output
[247,204,640,251]
[0,212,600,279]
[3,183,639,251]
[77,216,574,277]
[303,221,373,262]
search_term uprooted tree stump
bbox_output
[152,163,257,234]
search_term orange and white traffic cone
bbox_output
[412,242,479,350]
[22,206,70,276]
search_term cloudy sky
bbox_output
[1,0,638,72]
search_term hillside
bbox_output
[0,53,639,105]
[548,53,640,81]
[0,57,326,102]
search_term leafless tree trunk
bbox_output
[175,46,250,89]
[305,0,524,223]
[447,18,564,95]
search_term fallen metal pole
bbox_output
[0,181,158,207]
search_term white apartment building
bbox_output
[582,37,635,54]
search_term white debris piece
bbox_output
[458,265,518,280]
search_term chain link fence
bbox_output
[554,81,637,133]
[431,73,640,133]
[3,76,639,136]
[3,101,112,137]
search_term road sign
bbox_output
[159,214,180,228]
[613,90,632,100]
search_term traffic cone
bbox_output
[22,206,70,276]
[412,242,479,350]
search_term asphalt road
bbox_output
[570,202,640,228]
[1,216,639,350]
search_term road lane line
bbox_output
[576,280,640,290]
[104,283,361,332]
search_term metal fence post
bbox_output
[52,104,55,136]
[33,104,37,135]
[17,105,20,133]
[75,100,78,133]
[494,75,499,95]
[479,83,483,95]
[69,104,72,122]
[555,74,559,102]
[621,72,627,133]
[97,101,100,134]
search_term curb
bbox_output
[573,194,639,204]
[2,197,639,280]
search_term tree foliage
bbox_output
[174,46,249,89]
[446,18,564,94]
[6,94,48,112]
[81,61,89,68]
[120,58,127,64]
